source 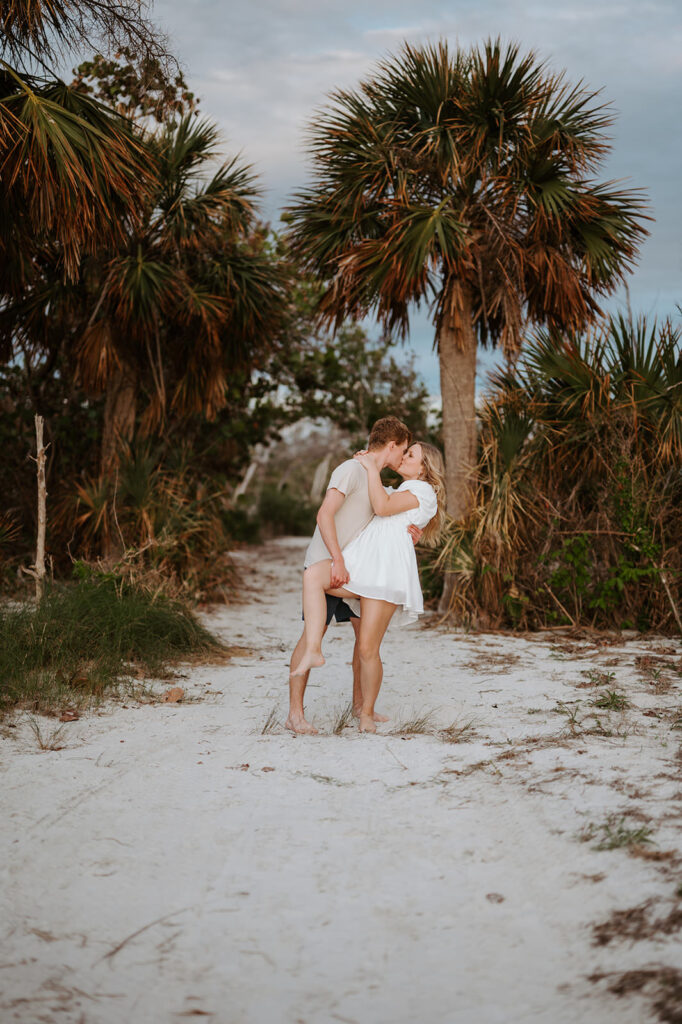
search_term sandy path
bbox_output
[1,537,681,1023]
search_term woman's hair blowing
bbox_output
[416,442,447,546]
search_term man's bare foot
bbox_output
[290,651,325,677]
[285,713,318,735]
[358,713,377,733]
[352,707,389,723]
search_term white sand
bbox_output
[2,536,681,1024]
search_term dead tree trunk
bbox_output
[32,414,48,602]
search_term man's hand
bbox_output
[330,556,350,589]
[407,524,423,546]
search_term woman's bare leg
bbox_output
[350,617,389,722]
[357,598,396,733]
[290,559,332,676]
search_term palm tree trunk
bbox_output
[437,284,478,615]
[100,364,136,559]
[101,364,137,477]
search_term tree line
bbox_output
[2,0,679,630]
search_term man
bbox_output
[285,416,421,734]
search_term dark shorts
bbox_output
[301,593,359,625]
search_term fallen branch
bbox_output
[660,567,682,636]
[543,584,577,629]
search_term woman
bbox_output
[291,441,446,732]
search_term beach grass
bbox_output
[332,702,354,735]
[0,574,224,718]
[580,815,654,851]
[390,709,436,735]
[261,706,280,734]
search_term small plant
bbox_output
[580,815,654,850]
[592,690,630,711]
[28,716,68,751]
[390,709,436,735]
[583,670,616,687]
[439,719,477,743]
[553,701,583,736]
[585,715,615,737]
[332,702,354,735]
[261,707,280,735]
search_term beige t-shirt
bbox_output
[304,459,373,568]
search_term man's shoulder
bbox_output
[328,458,366,491]
[335,457,365,476]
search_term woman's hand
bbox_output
[353,451,375,470]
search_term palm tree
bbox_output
[0,0,170,285]
[3,113,287,476]
[286,38,649,596]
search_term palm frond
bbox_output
[1,69,153,276]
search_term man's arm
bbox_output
[316,488,350,588]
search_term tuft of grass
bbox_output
[579,815,654,851]
[439,719,477,744]
[390,709,436,735]
[28,716,68,751]
[592,690,630,711]
[589,670,616,686]
[0,574,225,718]
[261,706,280,735]
[332,702,354,735]
[553,701,584,736]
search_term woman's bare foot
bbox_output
[285,713,318,735]
[358,713,377,734]
[352,706,389,723]
[290,651,325,677]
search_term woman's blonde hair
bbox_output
[415,441,447,546]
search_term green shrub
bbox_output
[257,486,317,537]
[0,572,224,717]
[435,314,682,632]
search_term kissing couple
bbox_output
[286,416,446,735]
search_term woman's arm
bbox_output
[354,454,418,517]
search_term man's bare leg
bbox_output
[290,559,332,677]
[349,617,389,723]
[286,625,329,734]
[357,598,396,733]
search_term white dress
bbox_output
[341,479,437,623]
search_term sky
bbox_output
[148,0,681,391]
